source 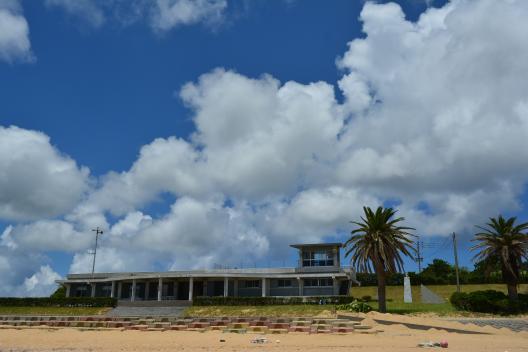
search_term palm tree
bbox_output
[345,206,416,313]
[472,216,528,301]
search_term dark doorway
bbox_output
[177,281,189,300]
[339,280,350,295]
[193,281,204,297]
[211,281,224,296]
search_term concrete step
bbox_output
[222,328,247,334]
[248,326,268,333]
[268,328,289,334]
[289,326,311,332]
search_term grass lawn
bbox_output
[183,305,336,318]
[352,284,528,303]
[0,307,111,316]
[184,284,528,317]
[350,284,528,315]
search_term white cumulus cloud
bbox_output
[0,126,90,221]
[151,0,227,31]
[0,0,32,63]
[3,0,528,291]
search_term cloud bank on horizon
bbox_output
[1,0,528,296]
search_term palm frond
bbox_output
[344,206,416,274]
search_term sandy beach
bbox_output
[0,313,526,352]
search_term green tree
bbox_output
[420,259,454,284]
[345,206,416,313]
[50,285,66,298]
[472,215,528,301]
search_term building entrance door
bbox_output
[193,281,204,297]
[177,281,189,300]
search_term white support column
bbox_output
[117,282,122,300]
[332,276,339,295]
[65,284,71,298]
[297,277,303,296]
[157,278,163,301]
[261,278,267,297]
[131,279,136,302]
[188,277,194,301]
[91,283,96,298]
[224,277,229,297]
[110,281,115,298]
[234,279,238,297]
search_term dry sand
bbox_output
[0,313,526,352]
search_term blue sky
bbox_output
[1,0,527,296]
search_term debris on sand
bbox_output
[418,340,448,348]
[251,336,268,344]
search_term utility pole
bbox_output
[416,239,423,273]
[452,232,461,293]
[91,227,103,279]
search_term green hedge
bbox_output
[450,290,528,314]
[336,301,373,313]
[0,297,117,308]
[192,295,356,306]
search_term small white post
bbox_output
[91,283,96,298]
[65,284,71,298]
[404,274,412,303]
[131,279,136,302]
[188,277,194,301]
[110,281,115,298]
[158,278,163,301]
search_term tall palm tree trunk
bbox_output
[502,263,519,301]
[376,264,387,313]
[507,284,518,301]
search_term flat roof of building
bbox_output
[58,267,351,283]
[289,243,342,249]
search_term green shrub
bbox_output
[450,292,470,310]
[450,290,528,314]
[0,297,116,308]
[192,296,356,306]
[360,295,372,302]
[336,301,373,313]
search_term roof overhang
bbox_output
[289,243,343,249]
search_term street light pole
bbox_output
[91,227,103,279]
[452,232,461,293]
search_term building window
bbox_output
[277,279,292,287]
[302,250,334,267]
[242,280,260,288]
[75,286,89,297]
[304,278,333,287]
